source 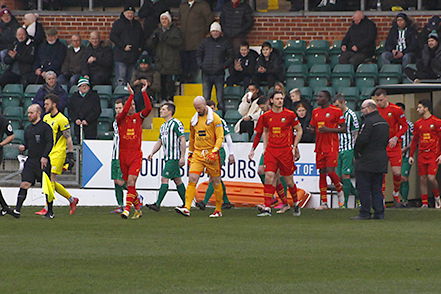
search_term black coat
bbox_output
[220,1,254,39]
[4,37,35,76]
[138,0,169,41]
[417,44,441,79]
[354,110,389,173]
[81,42,113,84]
[342,16,377,56]
[0,16,20,50]
[197,36,233,75]
[27,21,46,48]
[384,24,418,54]
[110,13,143,64]
[229,49,258,77]
[68,89,102,139]
[33,39,67,75]
[256,50,285,81]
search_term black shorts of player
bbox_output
[21,158,52,185]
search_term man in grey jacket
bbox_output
[352,99,389,220]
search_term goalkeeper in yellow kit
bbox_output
[175,96,224,218]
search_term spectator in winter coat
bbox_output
[68,76,101,143]
[110,6,144,86]
[22,13,45,48]
[130,55,160,111]
[33,28,67,84]
[138,0,169,51]
[32,71,68,114]
[340,10,377,68]
[81,31,113,86]
[0,27,35,86]
[147,11,183,101]
[226,41,258,88]
[179,0,214,82]
[0,8,19,62]
[234,83,264,139]
[59,34,87,88]
[381,13,418,69]
[220,0,253,51]
[253,41,284,88]
[196,22,233,111]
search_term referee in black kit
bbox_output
[0,113,15,215]
[10,104,53,219]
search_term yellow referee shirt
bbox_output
[43,112,70,158]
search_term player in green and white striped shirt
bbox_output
[334,95,359,207]
[396,102,413,206]
[146,102,186,211]
[196,100,236,210]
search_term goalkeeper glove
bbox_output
[64,152,75,171]
[206,150,219,162]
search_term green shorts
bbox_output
[162,159,182,179]
[220,147,226,167]
[337,150,354,177]
[259,153,264,166]
[111,159,123,180]
[401,156,411,177]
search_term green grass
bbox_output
[1,207,441,293]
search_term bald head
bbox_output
[27,104,42,123]
[194,96,207,116]
[361,99,377,116]
[353,10,364,24]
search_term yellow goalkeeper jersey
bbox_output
[43,112,70,158]
[189,111,224,153]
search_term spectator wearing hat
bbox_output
[0,8,19,63]
[59,34,87,88]
[405,31,441,82]
[139,0,169,51]
[220,0,254,51]
[130,55,160,111]
[196,21,233,111]
[68,76,102,143]
[81,31,113,86]
[0,27,35,86]
[33,28,67,84]
[22,13,45,48]
[32,70,68,114]
[340,10,377,68]
[253,41,284,88]
[110,6,144,87]
[178,0,214,83]
[147,11,183,101]
[381,13,418,69]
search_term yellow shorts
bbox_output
[189,150,221,177]
[50,154,66,175]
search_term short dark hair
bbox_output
[396,102,405,110]
[44,94,59,106]
[334,93,346,103]
[240,41,249,48]
[261,41,272,49]
[257,96,268,105]
[162,102,176,115]
[295,103,308,110]
[320,90,331,101]
[418,99,431,109]
[206,100,216,107]
[115,98,123,105]
[270,91,284,100]
[374,88,387,97]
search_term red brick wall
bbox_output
[11,13,435,46]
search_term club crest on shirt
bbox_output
[133,119,136,123]
[269,118,273,122]
[281,117,286,122]
[325,113,330,118]
[430,124,435,129]
[388,112,392,117]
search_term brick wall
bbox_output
[11,13,435,46]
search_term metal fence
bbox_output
[0,144,82,188]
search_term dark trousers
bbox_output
[356,170,385,218]
[74,124,98,144]
[180,50,198,81]
[339,51,368,68]
[160,74,177,101]
[202,73,225,110]
[239,120,254,140]
[226,71,253,88]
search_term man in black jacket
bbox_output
[220,0,253,51]
[110,6,144,86]
[352,99,389,220]
[68,76,102,144]
[226,41,258,88]
[380,13,418,69]
[81,31,113,86]
[253,41,284,88]
[0,8,20,63]
[0,27,35,86]
[340,10,377,68]
[197,22,233,111]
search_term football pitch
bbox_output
[1,207,441,294]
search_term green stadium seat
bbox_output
[329,40,342,55]
[23,98,32,110]
[286,64,308,79]
[2,84,23,98]
[308,64,331,88]
[97,121,111,134]
[230,133,249,142]
[100,108,115,124]
[286,78,305,89]
[100,98,109,109]
[1,96,21,108]
[266,40,284,51]
[359,87,375,100]
[284,40,306,54]
[336,87,360,109]
[376,40,386,56]
[22,120,31,129]
[299,87,313,101]
[306,40,330,55]
[69,85,78,95]
[329,55,340,68]
[61,84,68,92]
[214,110,223,117]
[378,64,402,85]
[3,106,23,120]
[224,99,240,111]
[93,85,113,100]
[331,64,354,88]
[113,85,129,99]
[355,64,378,88]
[284,54,304,66]
[3,145,19,160]
[12,129,24,144]
[8,119,21,130]
[306,54,327,67]
[224,110,242,125]
[313,87,335,98]
[224,86,244,100]
[24,84,41,99]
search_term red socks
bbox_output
[421,194,429,205]
[393,174,401,194]
[264,184,276,207]
[328,172,342,192]
[288,185,298,204]
[319,173,327,203]
[276,183,288,204]
[433,189,440,198]
[125,186,138,211]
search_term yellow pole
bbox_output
[267,0,279,10]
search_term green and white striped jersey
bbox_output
[401,120,414,158]
[339,108,359,152]
[221,118,230,148]
[159,118,185,161]
[112,120,119,160]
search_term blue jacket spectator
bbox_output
[32,71,68,114]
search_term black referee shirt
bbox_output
[24,119,53,159]
[0,114,14,151]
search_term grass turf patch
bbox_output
[1,207,441,293]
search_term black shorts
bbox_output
[21,158,51,185]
